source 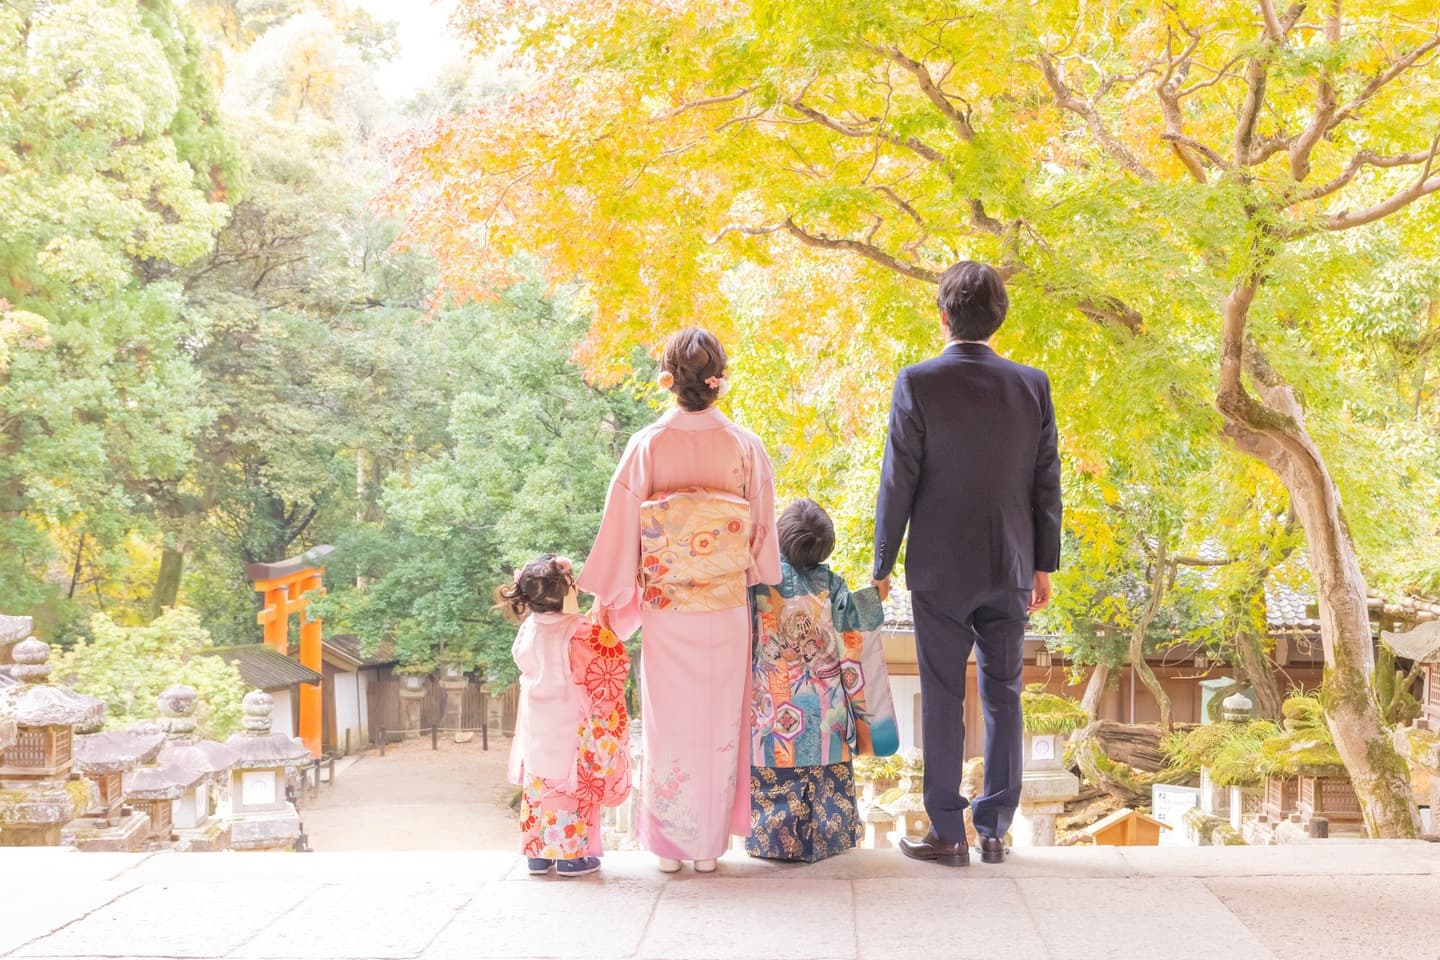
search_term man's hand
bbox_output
[1028,571,1052,615]
[871,576,891,602]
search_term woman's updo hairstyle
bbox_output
[661,327,728,412]
[494,554,574,624]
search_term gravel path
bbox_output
[299,734,520,851]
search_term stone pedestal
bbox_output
[1199,768,1228,816]
[1015,730,1079,847]
[400,681,426,734]
[0,781,76,845]
[62,812,151,851]
[441,679,466,731]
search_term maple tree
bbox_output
[386,1,1440,836]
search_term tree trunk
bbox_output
[1232,627,1284,722]
[1130,547,1173,729]
[1217,280,1420,838]
[149,545,185,620]
[1080,660,1111,720]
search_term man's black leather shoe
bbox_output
[979,836,1008,864]
[898,832,969,867]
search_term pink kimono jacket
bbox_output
[579,405,781,859]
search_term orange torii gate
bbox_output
[244,545,334,758]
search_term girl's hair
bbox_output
[494,555,574,623]
[777,498,835,568]
[661,328,728,412]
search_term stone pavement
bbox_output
[1,842,1437,960]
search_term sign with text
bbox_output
[1151,784,1201,846]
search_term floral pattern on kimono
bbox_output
[518,622,632,859]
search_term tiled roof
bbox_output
[326,634,398,668]
[881,577,1323,634]
[1264,579,1319,630]
[202,644,322,691]
[882,590,914,629]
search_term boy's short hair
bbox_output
[777,498,835,569]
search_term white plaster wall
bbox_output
[270,688,296,739]
[333,671,362,753]
[888,675,924,754]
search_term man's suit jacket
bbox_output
[873,341,1062,593]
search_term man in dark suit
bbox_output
[872,260,1062,866]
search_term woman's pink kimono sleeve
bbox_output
[746,438,782,587]
[577,438,646,640]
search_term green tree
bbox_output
[0,0,233,625]
[316,280,654,675]
[54,607,248,738]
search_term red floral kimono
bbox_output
[510,614,632,859]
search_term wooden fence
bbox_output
[365,678,517,746]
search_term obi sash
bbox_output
[639,488,751,611]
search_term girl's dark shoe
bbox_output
[557,856,601,877]
[527,858,556,875]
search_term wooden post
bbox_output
[297,574,324,758]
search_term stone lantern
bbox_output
[123,720,207,847]
[224,690,310,850]
[399,673,427,734]
[1014,688,1083,847]
[0,638,105,846]
[440,664,466,732]
[66,728,165,851]
[153,685,238,851]
[66,728,165,846]
[1016,726,1081,846]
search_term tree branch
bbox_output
[1035,51,1156,180]
[1320,135,1440,232]
[1235,5,1303,166]
[1289,138,1440,206]
[780,217,941,283]
[787,97,946,165]
[1330,33,1440,131]
[1288,1,1342,181]
[654,85,759,121]
[877,45,976,140]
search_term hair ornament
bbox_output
[657,369,675,389]
[705,375,722,390]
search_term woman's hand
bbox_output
[590,603,612,631]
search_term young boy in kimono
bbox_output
[748,499,898,861]
[500,554,631,877]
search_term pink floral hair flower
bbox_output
[704,375,721,389]
[657,369,675,389]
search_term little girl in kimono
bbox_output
[748,499,898,861]
[501,555,631,878]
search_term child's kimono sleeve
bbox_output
[568,623,633,807]
[831,572,899,758]
[828,573,885,632]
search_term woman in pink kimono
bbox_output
[580,328,781,874]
